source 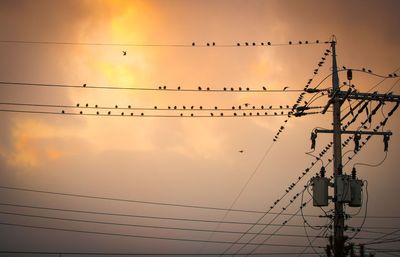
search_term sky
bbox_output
[0,0,399,256]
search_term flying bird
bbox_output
[122,51,127,56]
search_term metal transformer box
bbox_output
[349,179,363,207]
[312,177,329,206]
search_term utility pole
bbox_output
[331,39,346,257]
[300,37,400,257]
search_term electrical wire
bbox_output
[0,221,318,248]
[0,109,293,118]
[0,202,315,228]
[0,187,320,217]
[0,251,325,256]
[0,39,331,47]
[0,81,306,93]
[0,210,321,239]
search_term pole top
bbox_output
[330,35,337,44]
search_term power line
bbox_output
[0,202,315,228]
[0,221,322,248]
[0,109,295,118]
[0,210,327,239]
[0,186,320,217]
[0,102,319,112]
[0,81,305,93]
[0,251,324,256]
[0,39,330,47]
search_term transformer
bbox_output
[349,179,363,207]
[312,176,329,206]
[336,175,351,203]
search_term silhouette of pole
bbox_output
[331,38,345,257]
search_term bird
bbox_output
[83,83,86,87]
[289,41,292,44]
[207,43,210,46]
[177,86,181,90]
[267,42,271,45]
[163,86,167,90]
[239,150,244,153]
[122,51,127,56]
[237,43,240,46]
[61,110,65,114]
[80,111,83,114]
[283,86,289,91]
[244,103,250,107]
[108,111,111,115]
[262,86,267,90]
[85,103,89,107]
[212,42,215,46]
[192,42,195,46]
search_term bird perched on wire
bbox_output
[122,51,127,56]
[283,86,289,91]
[238,150,244,153]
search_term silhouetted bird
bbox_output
[362,68,366,72]
[83,84,86,87]
[207,43,210,46]
[267,42,271,45]
[198,86,202,90]
[289,41,292,44]
[108,111,111,115]
[192,42,195,46]
[239,150,244,153]
[86,103,89,107]
[177,86,181,90]
[237,43,240,46]
[245,42,249,46]
[212,42,215,46]
[283,86,289,91]
[61,110,65,114]
[76,103,79,107]
[122,51,127,56]
[368,69,372,73]
[80,111,83,114]
[262,86,267,90]
[163,86,167,90]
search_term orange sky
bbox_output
[0,0,399,256]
